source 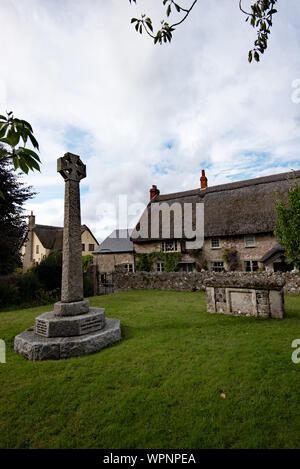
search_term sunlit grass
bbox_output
[0,290,299,449]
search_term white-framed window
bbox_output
[244,260,259,272]
[212,261,224,272]
[36,245,39,254]
[181,263,194,273]
[156,262,164,272]
[126,263,134,273]
[244,235,256,248]
[211,237,220,249]
[161,240,178,252]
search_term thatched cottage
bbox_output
[130,169,300,273]
[22,212,99,272]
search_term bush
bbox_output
[0,251,97,309]
[17,272,41,302]
[0,272,61,309]
[31,251,62,291]
[0,275,19,306]
[83,274,94,297]
[82,254,93,272]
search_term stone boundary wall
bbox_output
[111,269,300,295]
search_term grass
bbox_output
[0,290,300,449]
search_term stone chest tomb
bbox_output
[204,273,285,318]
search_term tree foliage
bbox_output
[129,0,278,62]
[31,251,63,291]
[82,254,94,272]
[0,151,36,275]
[274,176,300,270]
[0,112,40,189]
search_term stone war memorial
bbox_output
[14,153,121,360]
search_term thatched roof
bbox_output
[33,224,97,250]
[132,170,300,242]
[33,225,63,250]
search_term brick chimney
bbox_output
[150,185,160,201]
[200,170,208,190]
[23,211,35,272]
[29,211,35,229]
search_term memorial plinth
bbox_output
[14,153,121,360]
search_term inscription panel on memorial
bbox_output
[227,289,257,316]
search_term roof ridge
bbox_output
[34,224,63,230]
[155,169,300,201]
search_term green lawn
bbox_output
[0,290,300,449]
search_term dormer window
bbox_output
[161,240,178,253]
[244,235,256,248]
[211,237,220,249]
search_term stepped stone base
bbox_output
[35,308,106,337]
[14,317,121,361]
[54,299,90,316]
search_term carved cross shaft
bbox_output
[57,153,86,303]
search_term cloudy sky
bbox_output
[1,0,300,242]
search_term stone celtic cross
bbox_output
[14,152,121,360]
[57,153,86,305]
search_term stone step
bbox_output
[35,308,106,338]
[14,318,121,361]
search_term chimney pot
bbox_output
[200,170,208,190]
[150,184,160,201]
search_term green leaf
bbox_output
[28,132,39,150]
[18,147,41,162]
[23,155,40,171]
[12,156,20,170]
[7,127,20,147]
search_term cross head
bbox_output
[57,152,86,182]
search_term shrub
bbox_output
[31,251,62,291]
[17,272,41,302]
[82,254,93,272]
[0,272,42,308]
[0,275,19,306]
[83,274,94,297]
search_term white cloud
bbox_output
[2,0,300,241]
